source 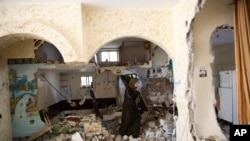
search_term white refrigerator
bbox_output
[218,70,238,124]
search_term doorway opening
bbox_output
[210,26,235,140]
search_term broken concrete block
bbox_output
[84,122,102,133]
[145,130,154,138]
[67,120,77,126]
[103,114,115,121]
[122,135,129,140]
[129,136,141,141]
[115,135,122,141]
[157,137,165,141]
[155,130,163,138]
[71,132,83,141]
[147,121,155,128]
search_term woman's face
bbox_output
[134,81,139,89]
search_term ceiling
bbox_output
[0,0,181,9]
[211,30,235,47]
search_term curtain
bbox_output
[234,0,250,124]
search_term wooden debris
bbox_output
[26,112,52,141]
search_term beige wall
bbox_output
[81,6,176,60]
[0,59,12,141]
[0,39,35,59]
[0,0,232,141]
[193,0,234,139]
[0,3,83,62]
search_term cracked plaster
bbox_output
[193,0,234,140]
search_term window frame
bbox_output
[80,75,93,88]
[100,49,119,63]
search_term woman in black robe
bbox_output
[119,77,144,138]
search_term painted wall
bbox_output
[193,0,234,139]
[8,64,46,138]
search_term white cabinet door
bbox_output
[218,88,233,122]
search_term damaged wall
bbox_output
[172,0,204,140]
[0,1,206,140]
[193,0,234,139]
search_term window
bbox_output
[101,50,119,62]
[80,76,93,88]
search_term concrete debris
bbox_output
[71,132,84,141]
[26,106,177,141]
[201,135,226,141]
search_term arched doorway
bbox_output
[210,26,235,140]
[89,36,176,140]
[1,36,66,139]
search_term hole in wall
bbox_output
[210,26,235,140]
[29,119,35,125]
[0,113,2,119]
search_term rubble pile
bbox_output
[28,106,176,141]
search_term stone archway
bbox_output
[0,21,77,63]
[90,36,177,140]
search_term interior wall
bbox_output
[37,70,62,110]
[172,1,204,140]
[0,39,35,59]
[81,6,176,61]
[152,46,169,67]
[93,71,117,98]
[0,3,83,62]
[0,58,12,141]
[0,1,202,140]
[212,43,235,88]
[123,42,148,65]
[212,43,235,72]
[37,69,118,112]
[193,0,234,139]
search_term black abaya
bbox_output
[119,87,142,138]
